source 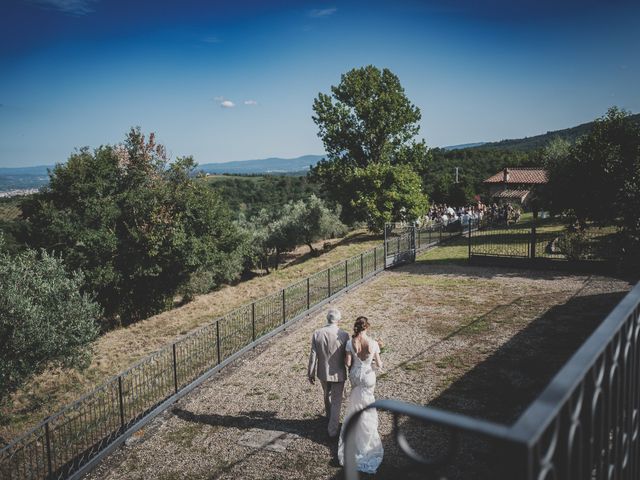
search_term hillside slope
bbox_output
[478,113,640,151]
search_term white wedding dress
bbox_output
[337,338,384,474]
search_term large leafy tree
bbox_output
[543,107,640,266]
[0,244,100,404]
[544,108,640,227]
[20,128,244,325]
[311,66,429,226]
[240,195,346,271]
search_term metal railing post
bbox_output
[118,375,125,430]
[344,259,348,288]
[468,219,472,259]
[45,420,53,479]
[383,224,387,269]
[282,289,286,324]
[327,268,331,297]
[374,247,377,271]
[172,343,178,394]
[252,302,256,342]
[306,277,310,310]
[360,253,364,279]
[216,320,221,365]
[531,225,537,259]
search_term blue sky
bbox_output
[1,0,639,167]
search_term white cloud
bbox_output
[30,0,98,15]
[309,7,337,18]
[220,100,235,108]
[243,100,258,106]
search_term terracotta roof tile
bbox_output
[484,168,548,184]
[492,189,531,199]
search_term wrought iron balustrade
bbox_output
[343,281,640,479]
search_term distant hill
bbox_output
[0,165,51,176]
[477,113,640,151]
[197,155,324,175]
[443,142,486,151]
[0,156,325,192]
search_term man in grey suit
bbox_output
[308,308,350,437]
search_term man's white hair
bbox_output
[326,308,342,324]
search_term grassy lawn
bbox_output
[84,263,633,480]
[0,229,382,442]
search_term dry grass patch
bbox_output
[85,263,633,480]
[0,230,381,442]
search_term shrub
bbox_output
[0,245,100,404]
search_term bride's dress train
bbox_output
[337,339,383,474]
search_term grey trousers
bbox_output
[320,380,345,436]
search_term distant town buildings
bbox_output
[0,188,39,198]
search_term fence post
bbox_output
[412,223,417,261]
[531,223,537,259]
[282,289,286,324]
[468,219,472,259]
[374,247,377,271]
[306,277,310,310]
[118,375,125,430]
[172,343,178,394]
[252,302,256,342]
[216,320,221,365]
[45,420,53,479]
[531,215,536,258]
[383,224,387,269]
[344,259,348,288]
[360,253,364,279]
[397,236,400,254]
[327,268,331,297]
[439,224,443,243]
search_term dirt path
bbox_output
[85,264,633,479]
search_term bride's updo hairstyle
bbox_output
[352,316,371,356]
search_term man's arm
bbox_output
[307,333,317,384]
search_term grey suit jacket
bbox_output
[308,324,350,382]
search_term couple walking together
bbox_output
[307,308,384,474]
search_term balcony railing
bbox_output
[343,281,640,479]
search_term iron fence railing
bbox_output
[470,218,620,263]
[4,221,471,480]
[343,281,640,479]
[0,243,388,480]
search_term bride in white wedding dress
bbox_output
[337,316,384,474]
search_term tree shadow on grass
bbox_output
[371,290,629,479]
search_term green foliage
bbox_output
[543,107,640,267]
[281,195,347,253]
[350,163,428,233]
[311,65,429,226]
[205,175,324,219]
[557,230,589,261]
[543,108,640,225]
[19,128,245,325]
[423,147,539,203]
[0,244,100,404]
[239,195,346,270]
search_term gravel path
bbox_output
[85,264,633,480]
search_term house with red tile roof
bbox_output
[483,167,548,206]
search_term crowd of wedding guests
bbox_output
[424,201,522,227]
